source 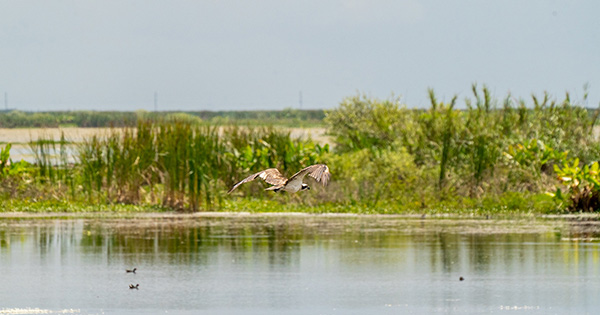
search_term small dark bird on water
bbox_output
[126,268,137,274]
[129,284,139,289]
[459,276,464,281]
[228,164,331,194]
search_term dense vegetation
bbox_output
[0,123,328,212]
[1,85,599,214]
[325,86,600,213]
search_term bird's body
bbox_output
[274,176,303,193]
[129,284,139,289]
[126,268,137,274]
[228,164,330,194]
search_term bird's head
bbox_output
[301,183,310,191]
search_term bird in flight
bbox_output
[228,164,330,194]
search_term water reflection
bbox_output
[1,215,600,313]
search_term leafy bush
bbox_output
[325,86,599,211]
[326,147,420,206]
[324,94,412,152]
[552,157,600,212]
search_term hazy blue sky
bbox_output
[1,1,599,111]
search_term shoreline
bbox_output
[0,211,599,221]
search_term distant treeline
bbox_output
[2,105,599,129]
[0,109,327,128]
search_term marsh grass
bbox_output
[65,119,329,211]
[28,132,73,191]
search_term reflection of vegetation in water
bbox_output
[74,218,310,265]
[0,218,598,282]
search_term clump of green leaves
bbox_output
[552,157,600,212]
[505,139,565,174]
[0,143,11,177]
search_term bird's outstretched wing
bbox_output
[288,164,331,186]
[227,168,288,194]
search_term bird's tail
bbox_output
[265,186,283,192]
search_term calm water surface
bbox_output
[1,214,600,314]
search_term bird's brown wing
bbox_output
[227,168,288,194]
[288,164,331,186]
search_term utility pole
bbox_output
[299,90,303,109]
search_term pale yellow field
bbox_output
[0,127,123,143]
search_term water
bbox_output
[1,214,600,314]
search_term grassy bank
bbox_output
[0,86,598,214]
[0,195,555,217]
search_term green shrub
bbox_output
[324,94,412,152]
[327,147,419,206]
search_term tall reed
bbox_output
[438,95,457,191]
[72,119,329,211]
[29,132,71,184]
